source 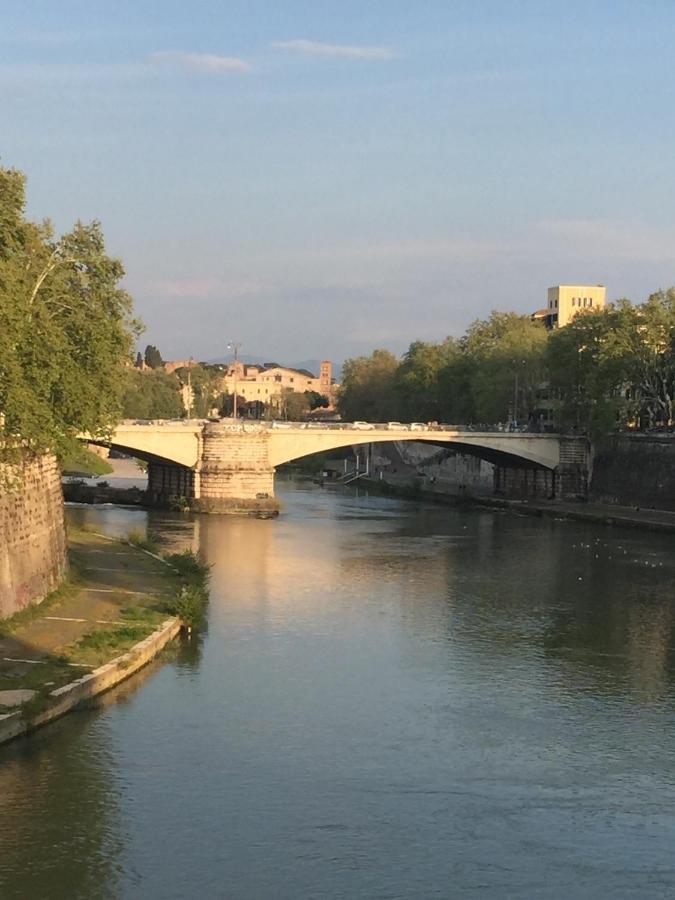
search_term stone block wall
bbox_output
[193,425,278,514]
[591,435,675,510]
[494,465,556,499]
[0,454,67,618]
[375,441,495,496]
[147,462,195,505]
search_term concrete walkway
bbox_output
[362,454,675,533]
[0,531,171,704]
[480,496,675,533]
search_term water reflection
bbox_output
[3,484,675,897]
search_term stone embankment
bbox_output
[361,438,675,533]
[1,453,67,618]
[0,530,183,746]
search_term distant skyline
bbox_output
[4,0,675,361]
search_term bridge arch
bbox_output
[266,430,561,471]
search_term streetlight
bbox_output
[227,342,242,419]
[186,356,194,419]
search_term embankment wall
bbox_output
[0,454,67,618]
[591,435,675,510]
[371,442,495,496]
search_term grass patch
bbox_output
[71,623,155,667]
[164,550,210,582]
[126,529,160,554]
[0,655,78,693]
[119,605,164,625]
[60,445,113,477]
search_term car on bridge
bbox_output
[386,422,407,430]
[409,423,429,431]
[352,421,376,430]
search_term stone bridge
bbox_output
[86,421,589,514]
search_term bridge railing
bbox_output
[117,418,559,435]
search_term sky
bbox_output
[3,0,675,365]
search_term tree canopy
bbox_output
[0,166,139,461]
[337,298,675,434]
[121,369,185,419]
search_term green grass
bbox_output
[126,529,160,554]
[60,446,114,477]
[164,549,210,581]
[71,623,156,667]
[0,655,78,693]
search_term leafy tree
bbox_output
[272,388,310,420]
[461,312,548,423]
[393,338,461,421]
[175,363,225,417]
[547,292,675,433]
[338,349,400,421]
[305,391,330,410]
[121,370,184,419]
[0,166,139,462]
[144,344,164,369]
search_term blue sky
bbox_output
[3,1,675,364]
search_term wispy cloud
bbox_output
[271,39,395,60]
[149,51,250,74]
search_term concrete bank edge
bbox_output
[358,477,675,534]
[0,616,181,747]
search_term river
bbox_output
[2,481,675,899]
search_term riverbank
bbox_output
[358,475,675,534]
[0,529,184,745]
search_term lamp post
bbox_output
[186,356,194,419]
[227,342,242,419]
[513,358,527,427]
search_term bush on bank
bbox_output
[163,550,211,631]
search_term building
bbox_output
[544,284,606,328]
[221,361,336,406]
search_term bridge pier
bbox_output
[493,437,590,501]
[147,462,195,509]
[191,424,279,515]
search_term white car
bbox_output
[386,422,407,430]
[409,422,428,431]
[271,421,293,429]
[352,421,375,430]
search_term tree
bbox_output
[547,292,675,433]
[272,388,310,420]
[144,344,164,369]
[121,370,184,419]
[0,166,139,462]
[461,312,548,423]
[305,391,330,410]
[393,338,461,421]
[337,349,400,421]
[175,363,225,417]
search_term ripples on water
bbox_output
[2,481,675,899]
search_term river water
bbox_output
[2,481,675,899]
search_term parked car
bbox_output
[352,421,376,430]
[409,422,428,431]
[386,422,407,430]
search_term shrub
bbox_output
[164,550,210,582]
[126,529,159,554]
[165,584,209,630]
